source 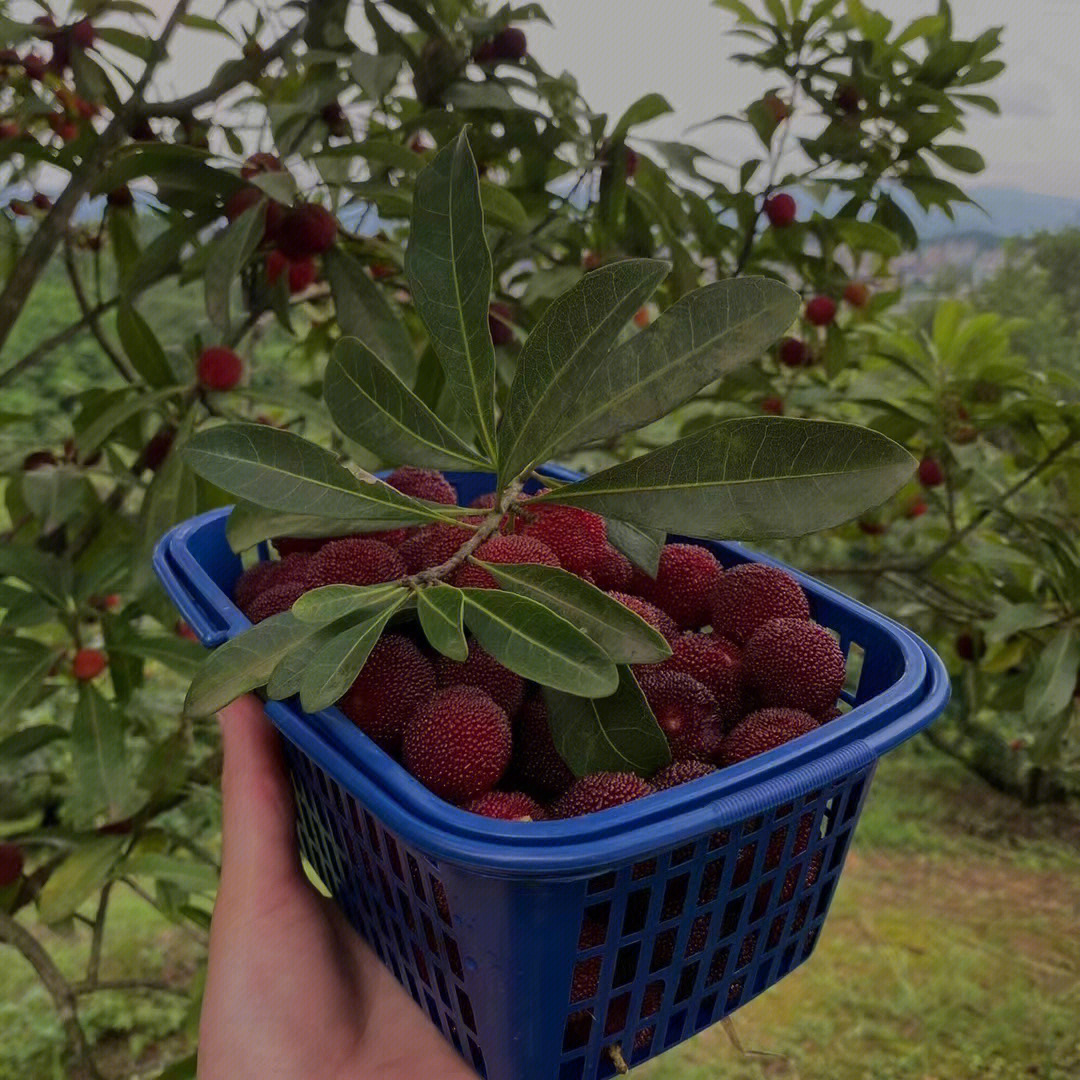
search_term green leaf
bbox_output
[38,836,125,923]
[225,504,362,552]
[405,129,498,459]
[478,563,671,664]
[459,588,619,696]
[544,276,800,458]
[498,259,669,483]
[115,303,174,388]
[204,201,265,333]
[0,546,70,607]
[292,582,408,624]
[479,181,528,231]
[0,640,57,717]
[266,618,356,700]
[605,517,664,577]
[298,596,406,713]
[985,603,1059,643]
[124,853,217,895]
[184,423,451,526]
[324,248,416,380]
[74,385,182,461]
[325,338,490,470]
[930,144,986,174]
[185,613,320,717]
[543,666,671,778]
[1024,629,1080,727]
[106,635,206,678]
[0,723,66,761]
[350,50,403,98]
[612,93,674,137]
[21,467,92,533]
[416,584,468,660]
[536,417,916,539]
[70,684,133,827]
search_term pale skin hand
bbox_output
[199,694,477,1080]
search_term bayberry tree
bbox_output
[0,0,1008,1074]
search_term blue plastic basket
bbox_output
[153,466,949,1080]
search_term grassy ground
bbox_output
[2,743,1078,1079]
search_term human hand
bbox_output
[198,695,477,1080]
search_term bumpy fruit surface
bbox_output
[664,632,743,721]
[510,693,574,798]
[341,634,435,751]
[435,641,525,717]
[272,536,325,556]
[552,772,654,818]
[607,591,679,643]
[275,203,338,259]
[233,553,309,612]
[403,687,511,803]
[708,563,810,645]
[744,617,845,715]
[197,346,243,390]
[651,759,716,791]
[72,648,108,681]
[399,523,472,573]
[720,707,818,766]
[0,843,24,886]
[636,542,721,630]
[464,791,547,820]
[305,537,405,589]
[246,579,307,623]
[764,192,796,227]
[452,534,559,589]
[386,466,457,506]
[805,295,837,326]
[589,544,633,591]
[779,337,810,367]
[918,456,945,487]
[519,503,607,578]
[636,667,721,762]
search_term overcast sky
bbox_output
[143,0,1079,198]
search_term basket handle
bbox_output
[152,536,231,647]
[860,642,951,756]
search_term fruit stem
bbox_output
[607,1043,630,1075]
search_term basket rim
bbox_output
[153,472,950,875]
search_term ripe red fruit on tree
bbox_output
[399,523,472,573]
[858,519,888,536]
[488,301,514,346]
[633,306,650,329]
[403,687,512,803]
[48,113,79,141]
[779,337,810,367]
[32,192,51,210]
[464,790,547,821]
[23,54,47,79]
[607,591,680,643]
[107,185,133,208]
[175,620,198,642]
[435,640,525,716]
[510,693,574,798]
[341,634,436,751]
[955,631,984,662]
[651,759,716,791]
[582,250,603,271]
[624,146,639,179]
[287,257,316,293]
[761,396,784,415]
[240,152,282,178]
[0,842,25,886]
[637,542,722,629]
[197,346,243,390]
[764,192,796,227]
[265,248,288,285]
[553,773,654,818]
[805,295,837,326]
[0,121,21,140]
[708,563,810,645]
[589,544,633,592]
[918,456,945,487]
[835,82,862,114]
[664,632,743,721]
[720,707,818,766]
[305,537,405,589]
[843,281,870,307]
[369,262,396,279]
[474,26,527,63]
[519,503,607,578]
[635,667,722,762]
[386,465,458,505]
[275,203,338,259]
[72,648,108,681]
[71,19,95,49]
[452,534,560,589]
[320,100,351,138]
[905,499,928,519]
[743,617,846,716]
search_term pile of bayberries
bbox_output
[232,467,846,820]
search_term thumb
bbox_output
[216,695,303,908]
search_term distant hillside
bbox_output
[907,186,1080,240]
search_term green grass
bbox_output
[2,745,1078,1079]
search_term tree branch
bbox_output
[63,241,137,384]
[0,913,102,1080]
[86,881,112,987]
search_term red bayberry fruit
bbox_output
[835,83,862,114]
[0,842,25,886]
[510,693,574,798]
[305,537,405,589]
[488,301,514,346]
[240,152,283,178]
[287,256,316,293]
[341,634,436,751]
[761,396,784,415]
[72,648,108,681]
[435,641,525,717]
[107,185,133,208]
[624,146,639,178]
[905,499,928,519]
[552,773,654,818]
[519,503,607,578]
[607,591,680,643]
[265,248,288,284]
[175,620,198,642]
[635,667,722,762]
[664,633,743,721]
[720,707,818,766]
[23,54,47,80]
[764,192,796,227]
[197,346,243,390]
[386,466,457,506]
[955,631,984,662]
[843,281,870,308]
[399,523,473,573]
[452,534,559,589]
[320,100,351,138]
[778,337,810,367]
[233,553,309,613]
[464,790,547,821]
[32,192,51,210]
[918,456,945,487]
[275,203,338,259]
[0,121,21,140]
[71,19,95,49]
[743,617,846,716]
[633,306,650,329]
[589,544,633,592]
[369,262,396,279]
[651,759,716,791]
[582,250,603,270]
[635,543,721,630]
[805,295,837,326]
[246,578,309,623]
[858,519,888,536]
[403,687,512,803]
[475,26,527,63]
[708,563,810,646]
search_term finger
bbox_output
[217,695,302,904]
